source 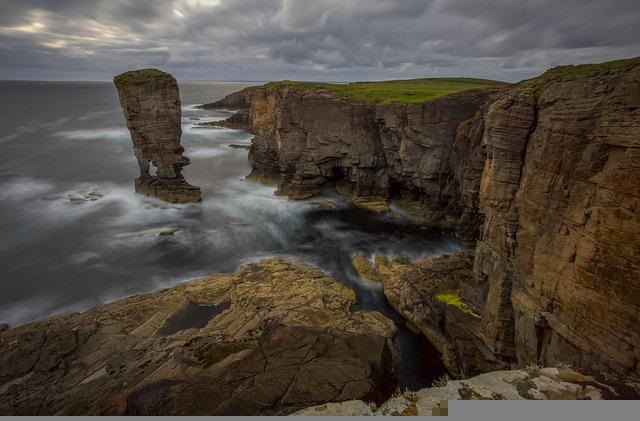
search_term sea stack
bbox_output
[113,68,201,203]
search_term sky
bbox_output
[0,0,639,82]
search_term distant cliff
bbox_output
[247,83,502,242]
[213,57,640,379]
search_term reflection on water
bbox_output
[0,81,457,389]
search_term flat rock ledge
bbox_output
[0,258,395,415]
[294,366,613,416]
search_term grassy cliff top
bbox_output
[264,77,508,104]
[534,56,640,84]
[113,68,175,85]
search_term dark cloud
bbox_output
[0,0,638,81]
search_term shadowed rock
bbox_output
[113,69,201,203]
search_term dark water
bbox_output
[0,81,458,389]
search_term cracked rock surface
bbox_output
[0,258,395,415]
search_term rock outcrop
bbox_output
[380,253,502,378]
[0,258,396,415]
[295,365,638,416]
[211,57,640,380]
[114,69,201,203]
[197,86,256,131]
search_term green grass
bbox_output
[433,291,473,315]
[264,77,507,104]
[525,56,640,95]
[114,68,175,85]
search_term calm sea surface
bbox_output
[0,80,460,388]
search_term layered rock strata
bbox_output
[474,60,640,377]
[245,86,500,238]
[0,259,395,415]
[114,69,201,203]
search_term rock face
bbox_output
[246,86,500,238]
[0,258,396,415]
[114,69,201,203]
[213,57,640,380]
[473,60,640,377]
[295,365,635,416]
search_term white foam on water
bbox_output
[187,146,226,158]
[0,177,55,201]
[55,127,130,141]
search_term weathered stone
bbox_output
[0,258,396,415]
[114,69,201,203]
[297,367,618,415]
[381,253,505,377]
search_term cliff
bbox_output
[0,259,395,415]
[247,83,501,240]
[473,58,640,377]
[114,69,201,203]
[214,57,640,379]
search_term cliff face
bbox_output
[224,58,640,379]
[474,62,640,376]
[247,86,499,240]
[114,69,201,203]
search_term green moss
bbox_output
[264,77,507,104]
[434,291,472,315]
[113,68,175,85]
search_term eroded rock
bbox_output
[0,258,396,415]
[381,252,503,377]
[114,69,201,203]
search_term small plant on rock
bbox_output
[431,374,451,388]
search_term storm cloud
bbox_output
[0,0,638,82]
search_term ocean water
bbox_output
[0,80,461,389]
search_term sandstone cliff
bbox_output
[114,69,201,203]
[473,58,640,378]
[212,57,640,380]
[0,259,395,415]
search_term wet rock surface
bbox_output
[113,69,201,203]
[0,258,396,415]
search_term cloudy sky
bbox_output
[0,0,638,82]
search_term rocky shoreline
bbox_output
[0,259,396,415]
